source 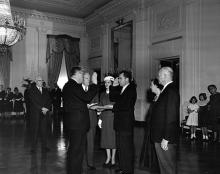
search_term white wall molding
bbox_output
[12,7,84,26]
[85,0,138,25]
[182,0,201,102]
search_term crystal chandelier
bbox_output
[0,0,26,52]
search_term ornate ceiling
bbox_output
[10,0,113,18]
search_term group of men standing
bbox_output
[27,65,180,174]
[62,67,138,174]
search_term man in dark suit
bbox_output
[109,70,137,174]
[62,67,98,174]
[28,76,52,153]
[82,72,98,170]
[207,84,220,142]
[151,67,180,174]
[50,83,62,117]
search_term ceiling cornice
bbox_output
[11,6,85,26]
[85,0,138,24]
[18,0,80,11]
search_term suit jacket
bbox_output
[151,82,180,144]
[88,94,99,128]
[208,92,220,119]
[109,83,137,132]
[50,87,62,108]
[62,79,98,131]
[28,85,51,119]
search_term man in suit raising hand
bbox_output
[109,70,137,174]
[62,67,98,174]
[151,67,180,174]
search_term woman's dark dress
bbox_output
[99,92,116,149]
[140,101,159,172]
[0,90,6,114]
[4,92,14,112]
[13,92,24,112]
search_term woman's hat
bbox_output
[104,76,114,82]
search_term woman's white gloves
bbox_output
[98,119,102,128]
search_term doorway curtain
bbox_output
[46,35,80,88]
[0,49,12,88]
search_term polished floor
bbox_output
[0,117,219,174]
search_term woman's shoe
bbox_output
[103,162,111,168]
[110,163,116,168]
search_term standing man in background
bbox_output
[151,67,180,174]
[109,70,137,174]
[82,72,99,170]
[62,67,98,174]
[207,84,220,142]
[50,83,62,119]
[28,76,52,153]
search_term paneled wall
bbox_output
[10,7,86,93]
[85,0,220,122]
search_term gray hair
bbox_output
[159,67,173,80]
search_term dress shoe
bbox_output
[87,165,96,170]
[110,163,116,168]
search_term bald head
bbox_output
[83,72,90,87]
[35,76,43,88]
[158,67,173,86]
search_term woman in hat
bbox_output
[98,75,116,168]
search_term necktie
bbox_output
[85,86,88,92]
[38,87,42,93]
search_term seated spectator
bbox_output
[186,96,199,139]
[207,84,220,142]
[0,85,6,117]
[198,93,209,141]
[4,87,14,118]
[13,87,25,118]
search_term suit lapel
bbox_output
[120,84,129,95]
[35,85,43,96]
[157,83,171,101]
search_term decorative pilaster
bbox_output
[182,0,201,104]
[133,6,151,121]
[101,23,111,77]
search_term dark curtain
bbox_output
[0,48,12,88]
[46,35,80,88]
[63,36,80,78]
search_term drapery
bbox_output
[46,35,80,88]
[63,37,80,78]
[0,48,12,88]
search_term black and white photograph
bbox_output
[0,0,220,174]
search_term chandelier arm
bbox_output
[0,0,26,51]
